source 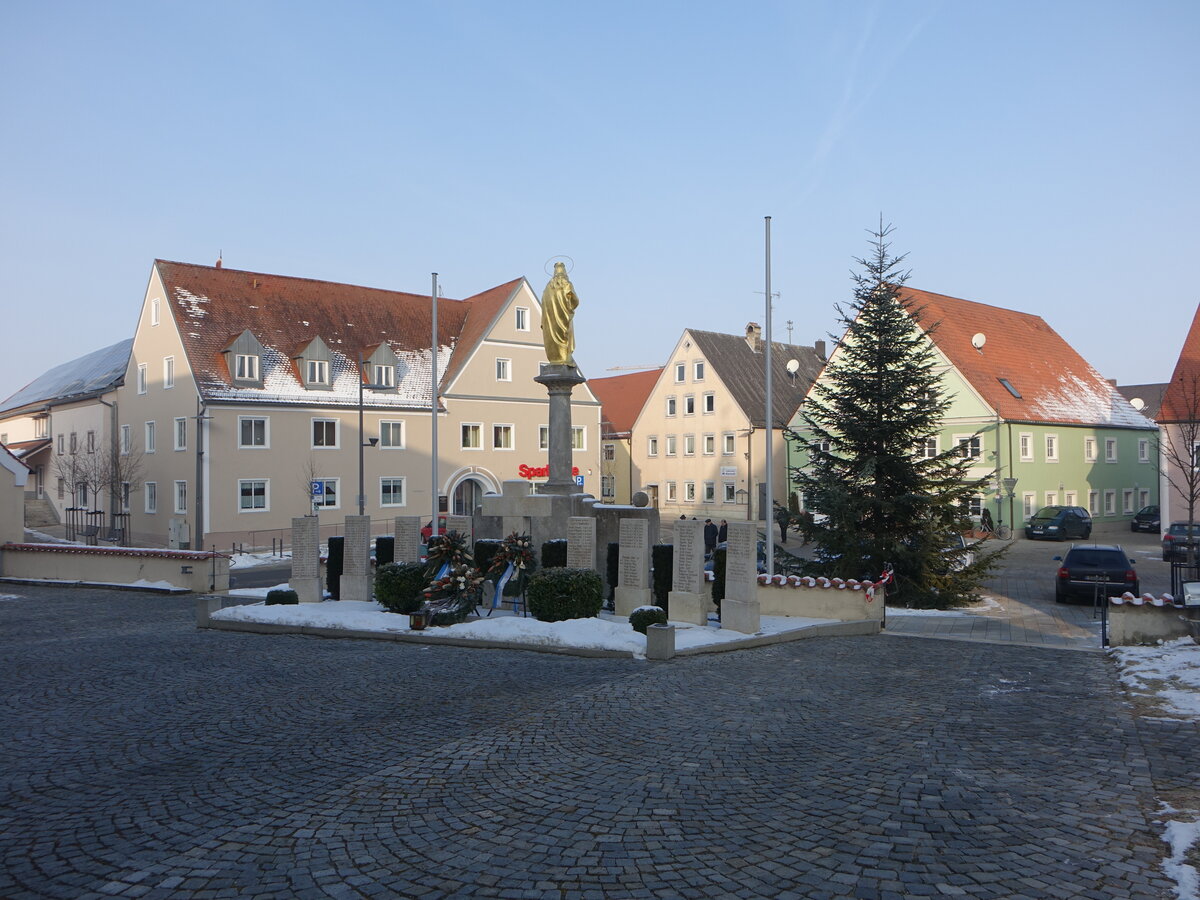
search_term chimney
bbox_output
[1106,378,1117,386]
[745,322,762,353]
[215,254,223,269]
[814,339,826,360]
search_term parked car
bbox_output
[1025,506,1092,541]
[944,533,976,571]
[1130,505,1160,533]
[1054,544,1138,603]
[421,517,448,542]
[1162,522,1200,562]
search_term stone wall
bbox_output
[0,543,230,593]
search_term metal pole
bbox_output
[194,396,207,552]
[431,273,440,537]
[357,353,366,516]
[764,216,774,577]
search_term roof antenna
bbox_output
[215,250,223,269]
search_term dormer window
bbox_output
[307,359,329,385]
[235,354,259,381]
[224,330,266,388]
[373,364,395,388]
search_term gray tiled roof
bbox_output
[1116,383,1167,420]
[687,330,825,427]
[0,339,132,415]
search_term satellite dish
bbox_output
[1130,397,1146,411]
[786,359,800,374]
[971,333,986,350]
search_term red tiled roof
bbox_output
[904,287,1154,429]
[441,279,526,389]
[1159,302,1200,423]
[588,369,663,436]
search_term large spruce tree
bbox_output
[787,224,1001,608]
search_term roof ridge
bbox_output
[903,286,1048,324]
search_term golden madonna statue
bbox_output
[541,261,579,367]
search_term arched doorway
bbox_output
[452,477,486,517]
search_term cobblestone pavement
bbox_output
[1,584,1191,899]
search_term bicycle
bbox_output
[980,523,1012,541]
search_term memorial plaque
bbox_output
[618,518,648,589]
[343,516,371,577]
[672,518,703,594]
[724,521,758,603]
[289,516,322,603]
[394,517,422,563]
[446,515,472,541]
[566,517,596,569]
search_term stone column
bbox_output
[341,515,372,602]
[721,521,761,633]
[614,518,653,616]
[567,516,596,569]
[394,516,422,563]
[668,518,707,626]
[289,516,322,603]
[533,364,586,496]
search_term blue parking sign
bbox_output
[574,475,584,487]
[311,480,324,496]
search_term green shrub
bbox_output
[629,605,667,634]
[374,562,428,614]
[326,536,344,600]
[651,544,673,613]
[541,539,568,569]
[265,589,299,605]
[527,567,603,622]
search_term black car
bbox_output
[1054,544,1138,603]
[1130,505,1160,533]
[1025,506,1092,541]
[1162,522,1200,562]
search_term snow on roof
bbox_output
[0,339,132,415]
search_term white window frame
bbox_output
[514,307,529,331]
[86,430,96,454]
[683,434,695,456]
[238,416,269,449]
[1022,492,1037,518]
[495,358,511,382]
[120,424,131,455]
[722,432,736,455]
[151,297,160,326]
[723,482,736,503]
[163,356,175,390]
[1085,437,1097,462]
[461,423,482,450]
[173,418,187,451]
[538,425,549,451]
[379,420,405,450]
[703,481,715,503]
[1139,488,1150,509]
[235,354,259,381]
[56,434,64,455]
[647,436,658,457]
[1045,491,1058,507]
[702,434,715,456]
[373,364,395,388]
[571,426,585,451]
[307,359,329,386]
[954,434,981,460]
[674,363,685,383]
[601,475,615,499]
[312,477,340,509]
[665,481,677,502]
[1122,489,1134,514]
[702,392,715,414]
[380,476,406,508]
[684,481,696,502]
[666,396,677,417]
[1089,490,1100,516]
[144,481,157,514]
[144,421,156,454]
[1064,491,1077,506]
[174,480,187,514]
[693,361,705,381]
[137,363,148,395]
[602,442,615,461]
[238,478,269,512]
[1104,489,1116,515]
[1044,433,1058,462]
[1105,438,1118,462]
[917,437,938,460]
[1138,439,1149,463]
[492,423,514,450]
[683,395,695,416]
[1019,432,1033,462]
[665,435,677,457]
[311,418,339,449]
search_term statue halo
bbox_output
[543,255,575,276]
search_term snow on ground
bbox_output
[886,596,1003,617]
[228,552,291,570]
[1161,803,1200,900]
[1111,638,1200,721]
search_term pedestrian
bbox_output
[981,507,995,534]
[703,518,718,557]
[776,507,790,544]
[718,519,728,543]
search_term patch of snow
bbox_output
[1161,810,1200,900]
[1111,638,1200,721]
[0,594,23,601]
[227,582,293,599]
[228,552,290,570]
[23,529,72,544]
[174,288,210,319]
[1029,372,1157,429]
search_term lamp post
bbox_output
[357,354,387,516]
[1002,476,1019,534]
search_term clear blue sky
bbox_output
[1,0,1196,400]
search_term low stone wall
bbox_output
[1108,593,1196,645]
[0,543,230,593]
[754,574,885,624]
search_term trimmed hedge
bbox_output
[527,567,603,622]
[629,605,667,634]
[541,539,568,569]
[375,536,395,567]
[651,544,673,614]
[265,588,299,605]
[326,536,344,600]
[375,562,428,614]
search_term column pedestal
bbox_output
[534,364,586,496]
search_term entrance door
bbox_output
[452,478,485,516]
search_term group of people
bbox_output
[681,516,727,559]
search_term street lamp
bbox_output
[1002,476,1019,532]
[357,354,389,516]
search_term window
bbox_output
[964,496,982,518]
[665,481,677,502]
[69,432,77,453]
[373,364,395,388]
[312,477,339,508]
[312,418,338,448]
[163,356,175,389]
[674,363,685,383]
[174,480,187,514]
[239,417,268,448]
[380,477,406,507]
[703,434,715,455]
[75,482,88,508]
[693,361,705,381]
[461,423,481,449]
[515,307,529,331]
[238,479,268,511]
[703,481,715,503]
[1122,489,1134,514]
[56,434,64,455]
[647,436,658,457]
[144,421,156,454]
[1085,437,1097,462]
[1019,433,1033,462]
[120,425,131,454]
[495,358,511,382]
[956,435,981,459]
[665,435,677,456]
[917,438,937,459]
[379,421,404,449]
[539,426,550,451]
[571,427,585,450]
[86,430,96,453]
[601,475,615,498]
[684,395,695,416]
[702,393,715,414]
[1138,439,1149,463]
[235,354,259,381]
[151,297,160,326]
[120,482,131,513]
[603,443,615,461]
[56,478,64,500]
[174,417,187,451]
[1104,489,1116,515]
[683,434,695,456]
[1089,490,1100,516]
[666,396,677,417]
[724,482,736,503]
[1065,491,1077,506]
[1045,492,1057,507]
[137,363,148,394]
[307,359,329,385]
[1105,438,1118,462]
[723,433,736,455]
[1045,434,1058,461]
[144,482,157,514]
[493,424,514,450]
[34,417,47,438]
[684,481,696,502]
[1022,492,1036,517]
[1139,488,1150,509]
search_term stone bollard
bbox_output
[195,595,223,628]
[646,623,676,660]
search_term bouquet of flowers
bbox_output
[425,529,473,577]
[489,532,537,596]
[421,562,485,626]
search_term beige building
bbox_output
[629,324,825,522]
[0,443,29,545]
[588,368,662,505]
[1159,302,1200,527]
[112,260,600,548]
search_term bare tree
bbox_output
[53,448,103,509]
[1158,371,1200,560]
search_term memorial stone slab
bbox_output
[721,521,761,633]
[566,517,596,569]
[394,517,422,563]
[446,515,472,541]
[289,516,322,603]
[671,519,703,594]
[341,515,373,603]
[614,518,653,616]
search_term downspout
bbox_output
[746,425,754,521]
[194,395,206,552]
[994,412,1002,527]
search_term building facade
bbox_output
[1158,302,1200,527]
[588,368,662,506]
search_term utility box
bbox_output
[1183,583,1200,608]
[168,518,191,550]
